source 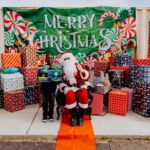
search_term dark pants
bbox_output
[41,82,56,118]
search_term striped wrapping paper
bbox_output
[133,58,150,66]
[21,46,37,67]
[0,72,24,92]
[21,67,38,86]
[108,90,129,116]
[1,53,22,68]
[24,85,39,105]
[132,81,150,117]
[4,90,25,112]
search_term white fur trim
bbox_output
[64,87,72,94]
[78,103,88,109]
[80,70,89,80]
[81,85,88,89]
[72,87,79,92]
[64,86,79,94]
[85,81,92,87]
[66,102,77,109]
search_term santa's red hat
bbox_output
[61,51,77,64]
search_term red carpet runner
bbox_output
[55,112,96,150]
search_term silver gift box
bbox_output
[95,84,112,94]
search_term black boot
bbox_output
[70,108,77,126]
[78,107,85,126]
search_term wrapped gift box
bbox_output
[95,84,111,94]
[129,66,150,85]
[22,67,38,86]
[0,89,4,108]
[133,58,150,66]
[1,53,22,68]
[0,72,24,92]
[4,90,25,112]
[132,81,150,117]
[121,88,133,111]
[21,46,37,67]
[91,93,103,115]
[110,65,129,86]
[94,61,109,76]
[108,90,129,116]
[113,54,132,66]
[24,85,39,105]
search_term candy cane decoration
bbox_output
[99,11,117,27]
[4,10,26,36]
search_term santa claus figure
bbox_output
[59,52,90,126]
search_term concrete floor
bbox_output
[0,104,149,136]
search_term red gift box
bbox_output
[94,61,109,76]
[4,90,25,112]
[21,46,37,67]
[91,93,103,115]
[1,53,22,68]
[22,67,38,86]
[121,88,133,111]
[108,90,129,116]
[133,58,150,66]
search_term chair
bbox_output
[55,85,94,120]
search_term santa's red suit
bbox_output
[59,52,90,110]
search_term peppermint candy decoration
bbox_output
[116,7,132,19]
[75,52,86,63]
[83,56,96,69]
[99,11,117,27]
[22,21,36,40]
[4,31,15,46]
[4,11,26,36]
[105,28,120,42]
[120,16,136,39]
[99,29,112,51]
[114,32,127,47]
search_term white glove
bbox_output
[59,83,67,93]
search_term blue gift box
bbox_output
[48,70,62,82]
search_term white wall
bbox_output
[0,0,150,7]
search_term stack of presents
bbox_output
[90,54,150,117]
[0,46,40,112]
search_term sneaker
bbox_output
[42,116,47,122]
[49,117,54,122]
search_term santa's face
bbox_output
[63,57,77,85]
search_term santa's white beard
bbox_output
[63,59,77,85]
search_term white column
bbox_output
[0,8,4,68]
[139,9,149,58]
